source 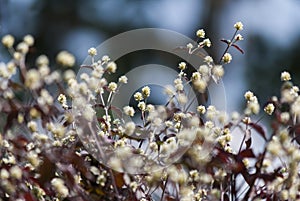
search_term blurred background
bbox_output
[1,0,300,113]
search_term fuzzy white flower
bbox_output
[102,55,110,63]
[186,43,193,49]
[178,93,187,105]
[58,94,67,105]
[56,51,75,67]
[234,21,243,30]
[16,42,29,54]
[13,52,22,61]
[281,71,291,81]
[106,61,117,73]
[178,62,187,70]
[235,34,243,41]
[242,117,251,124]
[134,92,143,101]
[204,56,213,64]
[193,79,207,93]
[64,69,76,81]
[198,64,210,75]
[51,178,69,198]
[142,86,151,98]
[222,53,232,64]
[27,151,41,168]
[197,105,206,114]
[108,82,118,92]
[146,104,155,112]
[244,91,254,101]
[246,101,260,115]
[212,65,224,78]
[196,29,205,38]
[118,75,128,84]
[27,121,38,132]
[0,169,9,180]
[123,106,135,117]
[267,137,281,156]
[36,54,49,67]
[291,96,300,116]
[1,34,14,48]
[202,39,211,47]
[138,101,146,111]
[280,112,290,123]
[23,34,34,46]
[108,157,122,172]
[10,166,22,180]
[88,47,97,56]
[125,121,135,135]
[192,71,201,81]
[264,103,275,115]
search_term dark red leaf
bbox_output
[241,171,257,186]
[220,39,230,45]
[224,122,233,129]
[223,193,230,201]
[290,124,300,144]
[232,44,244,54]
[114,172,125,188]
[163,134,176,141]
[37,156,56,185]
[239,149,256,158]
[248,123,267,140]
[8,80,24,90]
[3,111,18,133]
[23,192,36,201]
[11,136,28,149]
[245,137,252,149]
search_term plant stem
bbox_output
[160,177,168,201]
[218,29,238,64]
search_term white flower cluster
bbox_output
[244,90,260,115]
[3,24,300,200]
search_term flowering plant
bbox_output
[1,22,300,201]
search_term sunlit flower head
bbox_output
[196,29,205,38]
[23,34,34,46]
[119,75,128,84]
[123,106,135,117]
[197,105,206,114]
[244,91,254,101]
[281,71,291,81]
[108,82,118,92]
[186,43,193,49]
[1,34,14,48]
[202,39,211,47]
[25,69,42,90]
[142,86,151,98]
[134,92,143,101]
[138,101,146,111]
[88,47,97,56]
[264,103,275,115]
[235,34,243,41]
[178,62,187,70]
[222,53,232,64]
[234,21,243,30]
[106,61,117,73]
[102,55,110,63]
[16,42,29,54]
[56,51,75,67]
[36,55,49,67]
[204,56,213,64]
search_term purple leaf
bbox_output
[248,123,267,141]
[232,44,244,54]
